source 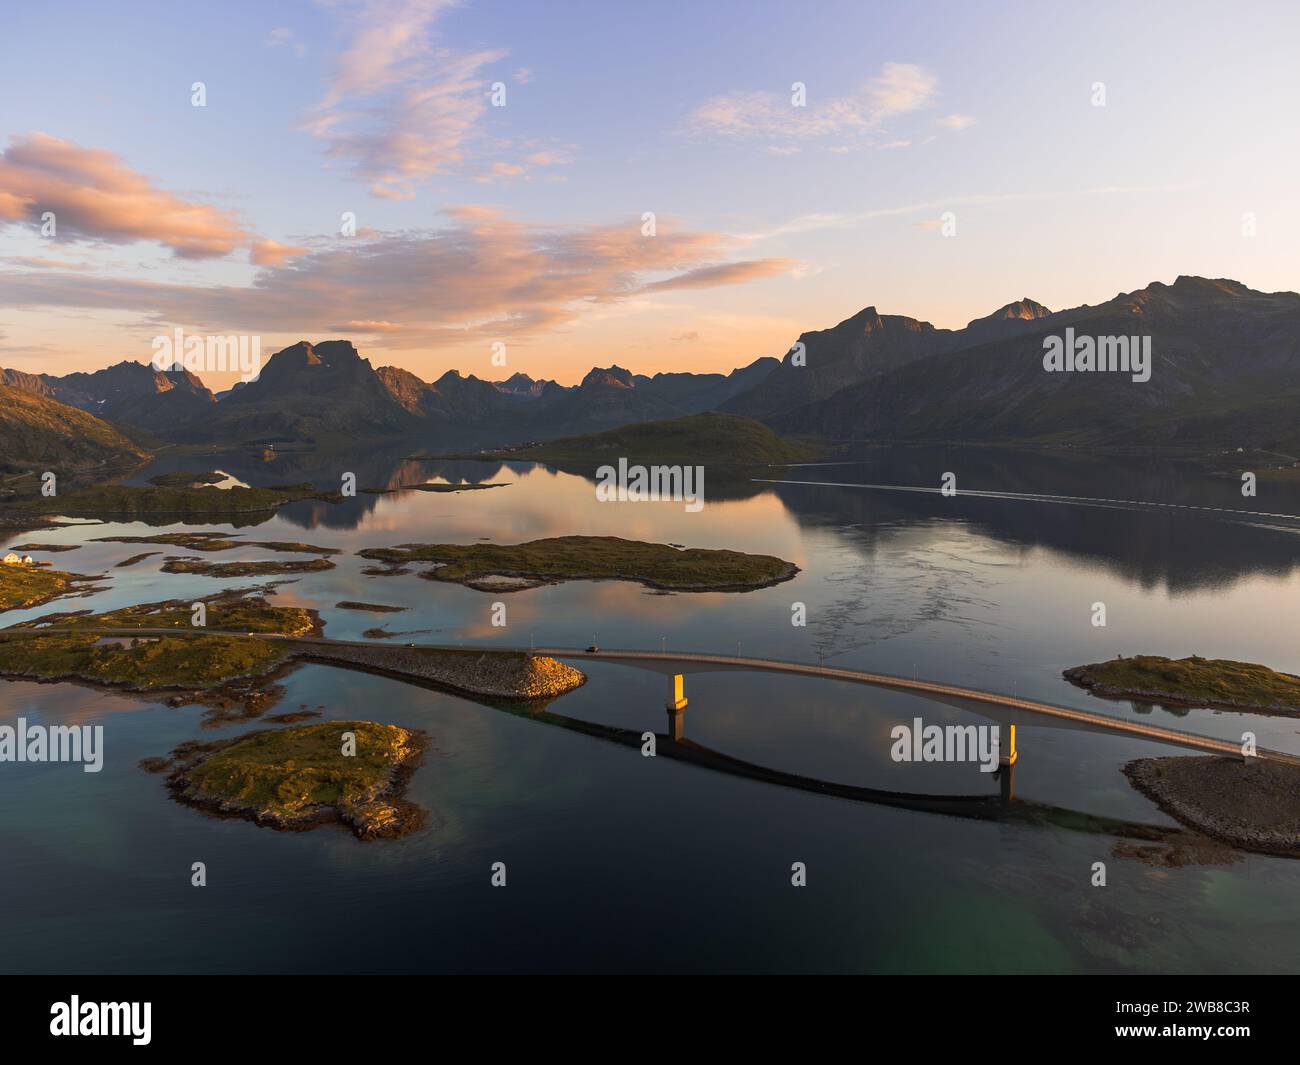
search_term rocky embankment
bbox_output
[293,642,585,700]
[1125,756,1300,855]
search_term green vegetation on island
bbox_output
[92,532,339,555]
[1064,655,1300,716]
[161,557,336,578]
[335,601,407,613]
[11,591,321,636]
[0,631,289,691]
[478,412,817,469]
[0,565,94,613]
[358,534,798,592]
[148,471,227,487]
[146,721,428,839]
[0,592,319,713]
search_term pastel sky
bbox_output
[2,0,1298,389]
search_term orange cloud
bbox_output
[0,133,252,258]
[250,239,307,266]
[0,207,800,351]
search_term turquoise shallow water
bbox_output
[2,447,1299,973]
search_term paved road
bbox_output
[7,626,1297,766]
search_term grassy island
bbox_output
[1064,655,1300,716]
[357,534,799,592]
[93,532,338,555]
[22,592,323,636]
[0,631,289,691]
[0,593,317,696]
[147,721,428,839]
[148,471,227,487]
[161,557,335,578]
[0,565,94,613]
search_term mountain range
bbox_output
[2,276,1296,456]
[767,276,1300,452]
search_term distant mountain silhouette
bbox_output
[2,361,215,435]
[722,299,1053,419]
[767,277,1300,452]
[5,277,1293,453]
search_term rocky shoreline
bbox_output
[1124,756,1300,855]
[291,642,586,700]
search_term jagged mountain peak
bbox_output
[581,365,636,389]
[973,298,1052,325]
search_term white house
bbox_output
[2,552,21,565]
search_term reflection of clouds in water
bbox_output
[810,527,1006,663]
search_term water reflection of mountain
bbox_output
[126,444,1300,592]
[768,447,1300,595]
[129,447,515,531]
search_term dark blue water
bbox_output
[3,447,1299,972]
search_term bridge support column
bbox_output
[997,724,1018,802]
[665,674,687,742]
[666,706,685,742]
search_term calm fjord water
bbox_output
[3,447,1299,973]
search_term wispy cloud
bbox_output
[937,113,976,131]
[742,184,1193,242]
[265,26,307,59]
[684,62,945,148]
[307,0,512,199]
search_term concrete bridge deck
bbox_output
[6,626,1297,767]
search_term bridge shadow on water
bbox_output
[309,656,1221,864]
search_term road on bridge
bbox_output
[4,626,1297,766]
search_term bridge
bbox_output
[8,627,1296,798]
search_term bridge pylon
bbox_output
[665,674,687,741]
[997,724,1017,802]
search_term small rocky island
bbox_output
[93,532,339,555]
[161,557,336,578]
[358,534,799,592]
[1064,654,1300,716]
[0,563,99,613]
[144,721,428,839]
